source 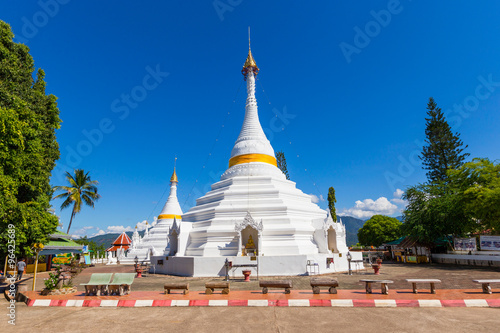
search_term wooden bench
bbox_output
[259,280,292,294]
[164,282,189,295]
[405,279,441,294]
[205,281,230,295]
[310,278,339,294]
[472,279,500,294]
[359,279,393,295]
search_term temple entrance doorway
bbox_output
[169,230,178,256]
[327,226,338,253]
[241,225,258,256]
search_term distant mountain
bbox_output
[338,215,365,246]
[87,231,145,249]
[87,217,366,250]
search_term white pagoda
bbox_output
[123,170,183,264]
[152,43,359,276]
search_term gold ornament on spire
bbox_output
[170,157,178,183]
[170,169,178,183]
[242,27,259,78]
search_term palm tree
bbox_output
[53,169,101,234]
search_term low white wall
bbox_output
[150,251,363,277]
[432,253,500,267]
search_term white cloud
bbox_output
[341,189,408,220]
[391,198,407,205]
[69,216,160,238]
[341,197,398,219]
[393,188,404,199]
[94,229,106,236]
[106,225,134,234]
[391,188,407,209]
[309,194,325,204]
[135,217,157,231]
[71,226,98,238]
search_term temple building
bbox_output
[151,43,360,276]
[106,232,132,258]
[123,169,183,264]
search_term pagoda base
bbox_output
[150,252,363,277]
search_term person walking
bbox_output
[17,258,26,281]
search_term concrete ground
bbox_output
[1,262,499,332]
[3,305,500,332]
[18,261,500,292]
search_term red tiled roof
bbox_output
[106,245,130,252]
[112,232,132,246]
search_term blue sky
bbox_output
[2,1,500,238]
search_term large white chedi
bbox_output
[152,46,360,276]
[123,170,183,264]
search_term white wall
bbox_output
[151,251,363,277]
[432,253,500,267]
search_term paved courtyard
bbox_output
[2,262,499,332]
[22,260,500,292]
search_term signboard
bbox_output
[84,254,91,265]
[454,237,477,252]
[52,253,72,264]
[480,236,500,251]
[82,245,89,253]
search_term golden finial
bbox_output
[170,157,178,183]
[242,27,259,78]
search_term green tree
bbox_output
[0,21,61,258]
[275,150,290,180]
[402,98,473,244]
[448,158,500,232]
[420,97,469,183]
[327,187,337,222]
[357,215,402,247]
[402,183,473,244]
[75,236,106,254]
[53,169,101,234]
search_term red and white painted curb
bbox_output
[26,298,500,308]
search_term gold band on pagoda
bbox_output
[158,214,182,220]
[228,153,277,168]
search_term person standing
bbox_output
[17,258,26,281]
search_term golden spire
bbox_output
[170,169,178,183]
[242,27,259,78]
[170,157,178,183]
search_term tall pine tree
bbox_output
[275,151,290,180]
[420,97,469,183]
[328,187,337,222]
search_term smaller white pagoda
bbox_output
[122,169,183,264]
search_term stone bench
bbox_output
[405,279,441,294]
[164,282,189,295]
[259,280,292,294]
[310,278,339,294]
[205,281,230,295]
[359,279,393,295]
[472,279,500,294]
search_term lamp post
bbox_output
[347,251,352,276]
[32,243,44,291]
[134,256,142,278]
